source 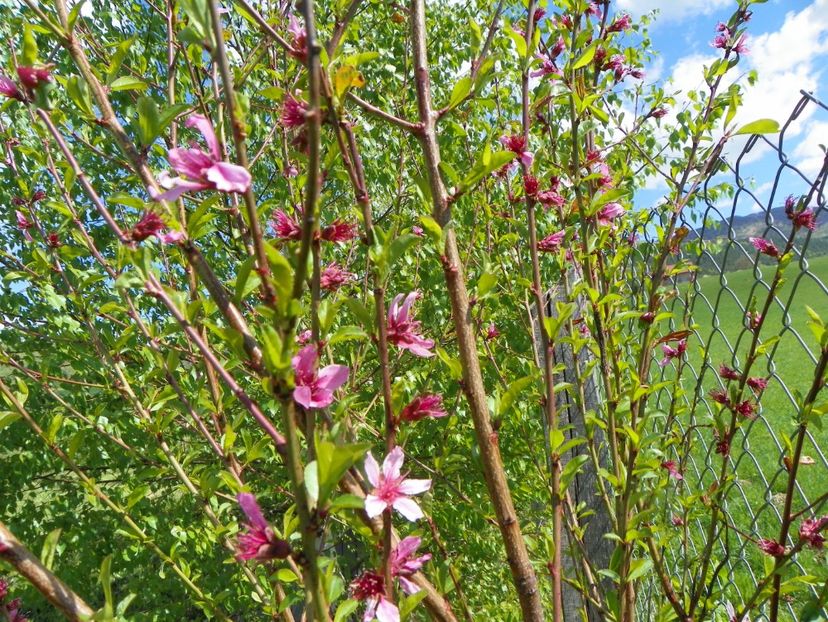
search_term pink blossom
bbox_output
[747,377,768,392]
[550,36,566,58]
[292,345,349,409]
[296,329,312,345]
[537,189,565,209]
[272,209,303,240]
[661,460,683,480]
[749,237,779,258]
[412,225,424,237]
[712,24,731,49]
[16,66,51,89]
[523,174,539,197]
[280,93,308,128]
[236,493,291,561]
[351,571,398,622]
[671,515,685,527]
[595,162,613,187]
[0,578,7,600]
[152,115,252,201]
[650,107,668,119]
[733,34,749,54]
[288,15,307,61]
[715,437,730,457]
[131,211,183,244]
[799,516,828,549]
[46,232,60,248]
[532,8,546,24]
[659,338,687,367]
[387,293,435,358]
[284,162,299,178]
[709,388,729,406]
[0,76,22,101]
[746,311,762,331]
[718,364,740,381]
[538,230,566,252]
[639,311,655,324]
[15,210,33,242]
[757,538,785,558]
[390,536,432,595]
[530,56,559,78]
[735,400,756,419]
[486,323,500,341]
[400,394,447,423]
[320,263,354,291]
[596,202,625,226]
[321,219,358,243]
[364,446,431,521]
[585,2,601,17]
[499,134,534,168]
[788,207,817,231]
[607,14,631,33]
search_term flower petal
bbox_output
[398,478,431,495]
[364,452,381,487]
[206,161,252,193]
[316,364,349,393]
[392,497,424,521]
[237,493,268,530]
[185,114,221,160]
[168,147,213,179]
[150,178,209,202]
[383,446,405,480]
[293,385,313,409]
[376,598,400,622]
[364,494,387,518]
[398,576,421,596]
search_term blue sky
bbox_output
[619,0,828,215]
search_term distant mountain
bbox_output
[685,206,828,273]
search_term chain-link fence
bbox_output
[631,91,828,620]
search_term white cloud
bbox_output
[791,120,828,177]
[664,0,828,162]
[615,0,730,22]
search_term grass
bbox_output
[662,254,828,617]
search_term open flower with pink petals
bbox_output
[364,446,431,521]
[272,209,303,240]
[387,293,435,357]
[280,93,308,128]
[151,114,252,202]
[659,338,687,367]
[596,202,625,226]
[16,66,51,89]
[320,263,354,291]
[131,211,184,244]
[15,210,33,242]
[292,345,349,409]
[799,516,828,549]
[236,493,291,561]
[390,536,432,594]
[321,219,358,243]
[499,134,534,167]
[749,237,779,258]
[661,460,683,481]
[400,394,447,423]
[351,571,398,622]
[288,15,307,61]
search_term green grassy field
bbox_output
[666,255,828,616]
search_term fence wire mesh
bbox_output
[632,91,828,621]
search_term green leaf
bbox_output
[315,437,370,507]
[99,555,114,617]
[334,599,359,622]
[136,96,161,146]
[560,454,589,493]
[446,76,473,111]
[66,75,95,118]
[504,23,527,58]
[734,118,780,135]
[328,325,368,345]
[40,528,62,571]
[68,0,87,30]
[572,41,599,70]
[22,24,38,65]
[304,461,319,508]
[109,76,148,92]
